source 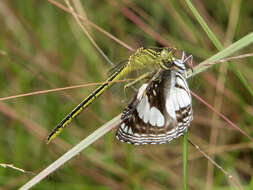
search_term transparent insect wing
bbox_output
[116,70,193,145]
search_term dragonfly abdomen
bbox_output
[47,64,126,143]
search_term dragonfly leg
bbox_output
[124,72,153,97]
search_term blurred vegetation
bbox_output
[0,0,253,189]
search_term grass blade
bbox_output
[184,0,223,50]
[19,115,121,190]
[189,32,253,77]
[185,0,253,97]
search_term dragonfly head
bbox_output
[160,48,175,62]
[159,48,177,70]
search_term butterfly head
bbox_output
[172,51,193,75]
[173,57,186,73]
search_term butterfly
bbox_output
[116,52,193,145]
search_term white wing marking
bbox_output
[165,72,177,119]
[137,95,165,126]
[150,107,165,127]
[128,127,133,134]
[137,83,148,100]
[136,95,146,119]
[166,72,191,115]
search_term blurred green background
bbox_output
[0,0,253,189]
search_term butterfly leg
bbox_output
[183,53,193,77]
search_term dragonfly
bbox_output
[116,51,193,145]
[47,47,190,143]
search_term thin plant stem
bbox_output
[183,131,188,190]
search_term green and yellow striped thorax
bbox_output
[117,47,177,79]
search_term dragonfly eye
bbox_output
[160,49,172,61]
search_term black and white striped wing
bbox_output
[116,70,193,145]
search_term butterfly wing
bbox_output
[116,70,193,145]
